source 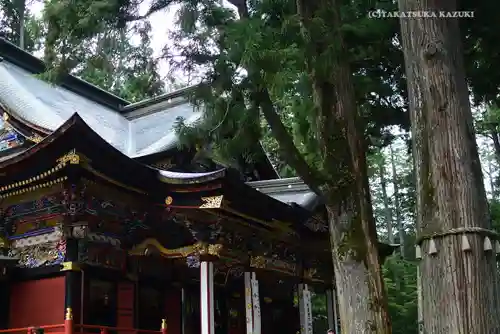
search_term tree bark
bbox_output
[491,130,500,166]
[378,157,394,244]
[328,202,390,333]
[389,144,405,256]
[294,0,392,331]
[398,0,500,332]
[232,0,391,331]
[488,157,496,199]
[16,0,26,49]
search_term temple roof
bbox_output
[0,56,201,158]
[0,113,163,194]
[0,39,279,180]
[247,177,321,210]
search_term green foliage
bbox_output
[383,257,418,334]
[461,0,500,106]
[309,257,418,334]
[490,200,500,232]
[73,21,165,102]
[38,0,408,168]
[0,0,44,51]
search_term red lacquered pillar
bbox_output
[161,319,167,334]
[65,308,74,334]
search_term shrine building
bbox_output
[0,38,394,334]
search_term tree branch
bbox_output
[230,0,326,195]
[254,89,326,196]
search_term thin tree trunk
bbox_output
[389,144,405,256]
[17,0,26,49]
[490,131,500,169]
[398,0,500,332]
[488,157,495,199]
[378,157,394,244]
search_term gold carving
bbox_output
[65,308,73,320]
[303,268,317,280]
[0,176,68,199]
[57,150,80,165]
[130,239,223,259]
[0,236,9,248]
[28,134,44,143]
[193,242,208,255]
[165,196,173,205]
[60,262,81,272]
[153,159,174,170]
[250,256,266,269]
[208,244,223,257]
[199,195,223,209]
[161,319,167,330]
[129,238,198,258]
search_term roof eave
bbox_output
[0,38,130,111]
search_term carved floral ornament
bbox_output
[163,195,223,209]
[414,226,500,259]
[199,195,223,209]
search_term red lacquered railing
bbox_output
[0,324,65,334]
[75,325,163,334]
[0,309,166,334]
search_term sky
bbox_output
[30,0,236,81]
[30,0,182,78]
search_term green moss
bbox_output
[335,211,368,263]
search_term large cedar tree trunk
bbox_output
[295,0,392,331]
[328,202,391,334]
[398,0,500,332]
[238,0,392,330]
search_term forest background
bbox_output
[1,0,500,333]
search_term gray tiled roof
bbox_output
[246,177,321,210]
[0,60,201,158]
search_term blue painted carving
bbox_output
[84,196,149,236]
[0,118,24,152]
[2,194,67,268]
[4,195,65,238]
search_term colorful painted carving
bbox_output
[5,195,63,218]
[0,194,68,268]
[0,118,24,152]
[84,196,148,236]
[9,238,66,268]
